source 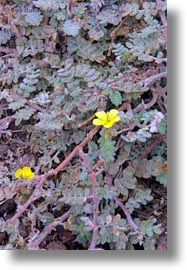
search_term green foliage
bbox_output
[62,188,91,205]
[63,20,81,37]
[133,156,165,179]
[157,120,167,134]
[14,106,36,126]
[0,0,167,250]
[109,90,122,106]
[135,188,153,205]
[24,12,44,26]
[96,5,123,25]
[140,219,162,237]
[125,186,153,214]
[88,27,105,41]
[156,171,167,187]
[115,167,137,190]
[112,43,129,62]
[121,128,152,143]
[97,214,128,250]
[33,0,67,10]
[98,137,116,163]
[0,30,12,45]
[17,69,40,97]
[126,26,164,62]
[76,38,106,63]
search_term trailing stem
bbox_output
[79,149,99,250]
[6,126,100,225]
[113,196,140,233]
[105,175,141,235]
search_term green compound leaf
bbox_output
[63,20,81,37]
[112,43,129,62]
[121,128,152,143]
[135,188,153,205]
[109,90,122,106]
[77,38,106,63]
[88,27,105,41]
[156,171,167,187]
[157,120,167,135]
[8,99,26,111]
[21,40,45,57]
[140,220,162,237]
[75,64,101,84]
[0,30,11,45]
[97,185,118,200]
[39,212,55,225]
[25,12,44,26]
[133,156,164,179]
[62,188,91,205]
[33,0,66,10]
[96,6,123,25]
[115,166,137,191]
[98,137,116,163]
[17,69,40,97]
[14,106,36,126]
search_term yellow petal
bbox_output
[108,109,119,120]
[114,116,120,122]
[95,111,107,121]
[103,121,115,128]
[22,166,32,172]
[27,172,35,180]
[93,118,105,126]
[15,168,23,178]
[22,167,32,178]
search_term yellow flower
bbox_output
[93,109,120,128]
[15,166,35,180]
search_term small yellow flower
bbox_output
[93,109,120,128]
[15,166,35,180]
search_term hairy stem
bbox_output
[138,72,167,87]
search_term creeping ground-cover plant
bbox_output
[0,0,167,250]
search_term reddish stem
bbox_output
[7,174,51,224]
[53,126,100,174]
[105,175,140,234]
[6,127,100,225]
[89,172,99,250]
[133,93,159,113]
[113,197,139,232]
[79,149,99,250]
[138,72,167,87]
[140,135,165,159]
